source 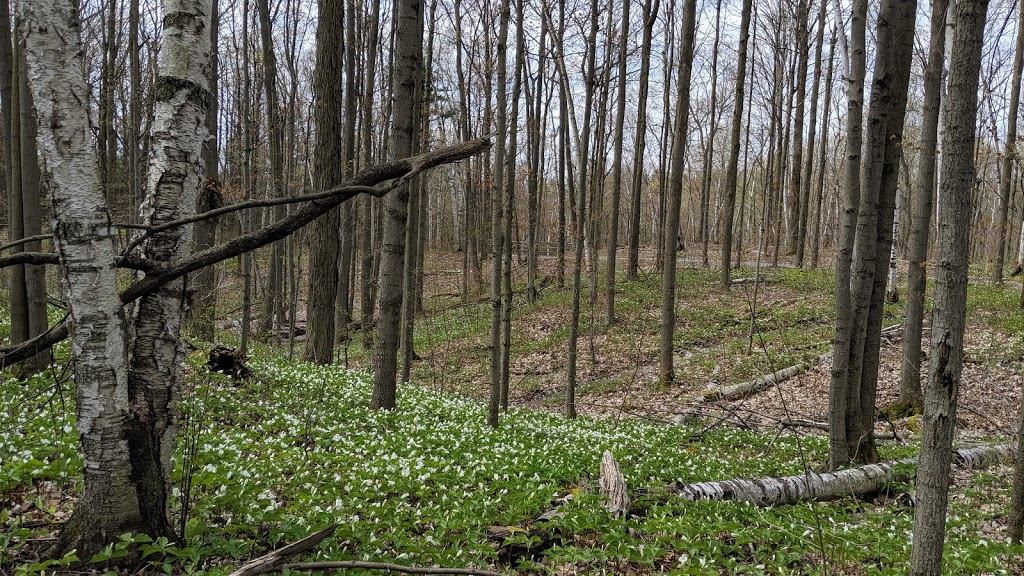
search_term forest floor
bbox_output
[5,247,1024,575]
[334,247,1024,448]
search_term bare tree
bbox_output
[658,0,698,385]
[372,0,423,410]
[719,0,753,287]
[899,0,950,412]
[304,0,344,364]
[909,0,988,571]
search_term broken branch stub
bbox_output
[599,451,632,516]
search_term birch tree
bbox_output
[19,0,212,555]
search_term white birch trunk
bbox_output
[17,0,140,554]
[675,444,1012,506]
[128,0,212,530]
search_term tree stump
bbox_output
[599,451,632,517]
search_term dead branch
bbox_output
[0,233,53,253]
[281,561,505,576]
[0,139,491,369]
[118,184,382,259]
[228,525,337,576]
[0,251,58,268]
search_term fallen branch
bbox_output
[229,525,338,576]
[703,324,904,403]
[281,561,505,575]
[702,353,829,402]
[228,523,505,576]
[671,443,1013,506]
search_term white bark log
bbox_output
[674,443,1013,506]
[705,325,903,403]
[17,0,140,549]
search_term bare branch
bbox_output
[281,561,506,575]
[0,138,491,369]
[0,233,53,253]
[118,184,383,259]
[0,252,59,268]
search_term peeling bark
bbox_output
[18,0,138,556]
[674,444,1012,506]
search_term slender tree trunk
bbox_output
[828,0,868,469]
[525,12,546,304]
[7,26,27,356]
[372,0,422,410]
[627,0,659,280]
[304,0,344,364]
[810,28,837,269]
[698,0,722,269]
[359,0,381,349]
[500,0,524,408]
[796,0,825,267]
[256,0,287,338]
[191,0,220,341]
[909,1,987,570]
[994,4,1024,284]
[658,0,698,385]
[18,40,50,374]
[604,0,629,323]
[719,0,753,287]
[898,0,948,409]
[488,0,510,427]
[239,6,254,355]
[786,0,810,256]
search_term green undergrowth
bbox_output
[2,353,1020,575]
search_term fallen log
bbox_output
[670,443,1013,506]
[702,353,829,402]
[703,324,904,403]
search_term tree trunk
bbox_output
[910,2,987,572]
[500,0,524,409]
[809,27,836,270]
[658,0,698,386]
[372,0,422,410]
[676,444,1011,506]
[786,0,810,257]
[698,0,722,269]
[304,0,344,364]
[994,4,1024,284]
[827,0,867,469]
[359,0,382,349]
[256,0,287,338]
[191,0,221,342]
[796,0,825,267]
[897,0,947,408]
[21,0,213,557]
[626,0,659,281]
[604,0,629,324]
[719,0,753,287]
[488,0,511,427]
